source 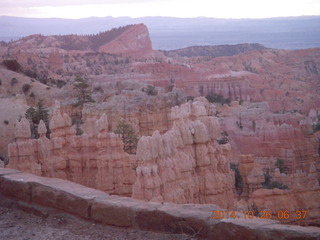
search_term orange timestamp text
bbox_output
[211,210,307,220]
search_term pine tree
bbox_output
[114,120,139,154]
[25,99,50,138]
[73,76,94,108]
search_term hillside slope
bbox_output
[161,43,267,57]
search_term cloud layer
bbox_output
[1,0,319,19]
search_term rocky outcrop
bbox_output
[132,98,235,208]
[0,95,29,155]
[7,101,135,196]
[220,101,320,189]
[271,162,319,189]
[238,154,265,197]
[252,188,320,226]
[81,80,185,136]
[1,168,320,239]
[99,24,153,56]
[162,43,267,58]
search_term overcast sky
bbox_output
[1,0,320,19]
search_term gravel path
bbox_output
[0,199,196,240]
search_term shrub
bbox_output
[22,83,31,93]
[143,84,158,96]
[206,93,231,105]
[221,131,229,137]
[71,115,84,136]
[39,77,48,85]
[11,78,18,86]
[27,57,33,65]
[56,79,67,88]
[236,121,243,129]
[313,122,320,133]
[262,169,288,190]
[199,85,204,95]
[166,84,174,92]
[23,69,38,79]
[186,96,194,102]
[0,152,9,166]
[75,125,84,136]
[71,117,84,126]
[56,69,63,75]
[2,59,21,72]
[264,181,288,190]
[217,137,228,145]
[93,85,104,93]
[252,120,256,132]
[275,158,288,174]
[248,203,260,217]
[230,163,243,195]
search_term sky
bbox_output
[0,0,320,19]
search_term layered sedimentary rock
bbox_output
[227,103,320,225]
[132,98,235,208]
[252,188,320,226]
[238,154,265,197]
[238,154,319,193]
[0,96,29,155]
[81,80,185,136]
[7,101,135,196]
[220,101,320,189]
[99,24,153,56]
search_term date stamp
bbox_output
[211,210,307,220]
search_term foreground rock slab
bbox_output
[0,168,319,239]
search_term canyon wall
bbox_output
[7,98,236,209]
[220,102,320,181]
[132,98,235,209]
[7,101,135,196]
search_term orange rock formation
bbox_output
[132,98,235,208]
[7,101,135,196]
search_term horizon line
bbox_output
[1,14,320,21]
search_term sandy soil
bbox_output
[0,199,196,240]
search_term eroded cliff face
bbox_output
[251,188,320,226]
[7,101,135,196]
[132,98,235,208]
[80,80,185,136]
[5,97,320,225]
[99,24,153,56]
[2,26,319,116]
[236,154,320,227]
[7,98,235,209]
[220,101,320,181]
[237,153,320,226]
[0,24,155,79]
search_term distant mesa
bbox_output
[8,23,153,56]
[98,23,153,56]
[161,43,267,58]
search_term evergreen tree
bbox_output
[25,100,50,138]
[114,120,139,154]
[73,76,94,108]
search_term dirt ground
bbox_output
[0,199,196,240]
